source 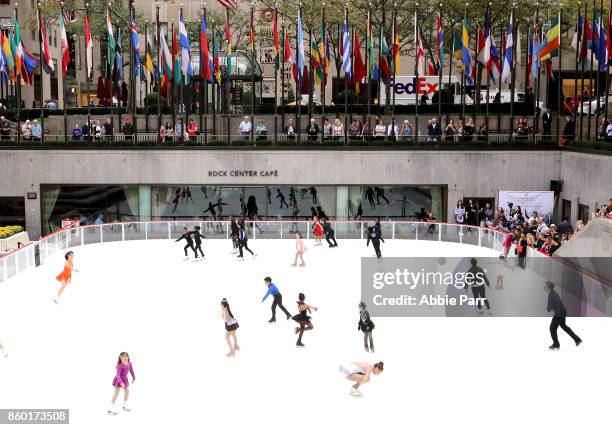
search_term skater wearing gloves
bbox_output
[545,281,582,350]
[108,352,135,415]
[176,227,196,260]
[358,302,375,352]
[221,298,240,357]
[312,216,324,246]
[191,226,206,260]
[339,361,384,397]
[467,258,492,315]
[366,218,384,261]
[54,251,78,304]
[262,277,292,323]
[237,220,256,259]
[292,293,318,347]
[292,232,307,267]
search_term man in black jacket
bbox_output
[307,118,320,141]
[229,216,239,253]
[545,281,582,350]
[322,218,338,247]
[427,118,441,141]
[122,117,135,141]
[366,218,384,260]
[542,108,552,137]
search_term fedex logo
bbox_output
[393,77,439,96]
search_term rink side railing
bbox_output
[1,220,610,316]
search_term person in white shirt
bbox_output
[606,122,612,141]
[332,118,344,141]
[387,121,399,140]
[238,116,252,140]
[374,119,386,139]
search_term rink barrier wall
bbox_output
[1,220,610,316]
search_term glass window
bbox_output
[0,197,25,228]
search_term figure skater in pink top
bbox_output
[292,232,307,267]
[108,352,136,415]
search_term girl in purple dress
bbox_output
[108,352,136,415]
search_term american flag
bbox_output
[63,10,76,23]
[217,0,238,8]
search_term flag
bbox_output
[283,28,293,67]
[213,30,221,85]
[21,45,39,84]
[311,38,322,85]
[0,37,6,83]
[597,14,607,70]
[366,11,375,79]
[60,12,69,77]
[477,26,486,64]
[107,10,115,74]
[572,14,583,50]
[1,32,14,80]
[85,13,93,78]
[14,15,23,77]
[131,12,141,77]
[63,10,76,23]
[516,25,522,65]
[296,9,305,81]
[201,13,211,81]
[539,15,560,61]
[531,24,540,79]
[323,28,331,82]
[225,13,232,77]
[116,29,123,81]
[437,13,443,68]
[380,31,391,84]
[145,34,155,82]
[249,7,255,53]
[173,30,181,85]
[160,30,173,79]
[273,9,280,70]
[580,17,591,63]
[415,14,425,76]
[352,31,365,87]
[484,21,501,82]
[217,0,237,8]
[179,10,193,83]
[501,15,513,84]
[461,16,473,85]
[607,12,612,61]
[38,10,54,73]
[342,13,351,77]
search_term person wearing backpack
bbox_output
[358,302,375,353]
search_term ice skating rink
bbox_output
[0,238,610,430]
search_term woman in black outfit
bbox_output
[358,302,375,353]
[229,216,239,253]
[237,219,256,259]
[175,227,196,259]
[292,293,318,347]
[366,218,385,260]
[191,226,206,260]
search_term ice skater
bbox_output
[545,281,582,350]
[292,293,318,347]
[292,232,307,267]
[396,196,407,217]
[358,302,375,352]
[108,352,136,415]
[290,200,300,233]
[261,276,292,322]
[322,218,338,247]
[310,186,318,203]
[229,216,239,253]
[54,251,78,304]
[237,220,256,259]
[312,216,324,246]
[277,188,289,209]
[191,226,206,260]
[339,361,384,397]
[467,258,492,315]
[366,218,384,261]
[221,298,240,357]
[365,187,376,209]
[289,187,297,205]
[375,187,389,204]
[176,227,196,260]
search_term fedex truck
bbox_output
[380,75,474,105]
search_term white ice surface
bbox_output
[0,239,610,430]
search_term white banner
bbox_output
[497,191,555,224]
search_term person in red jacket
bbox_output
[312,216,324,246]
[187,120,198,142]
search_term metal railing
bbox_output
[2,220,610,317]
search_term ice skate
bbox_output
[107,408,119,416]
[487,310,493,316]
[182,256,190,261]
[575,340,583,347]
[364,346,370,353]
[251,253,257,258]
[291,263,297,267]
[53,297,59,304]
[299,263,306,267]
[350,388,363,397]
[296,342,305,348]
[477,310,484,315]
[549,344,560,350]
[268,318,276,324]
[371,348,375,353]
[122,403,131,412]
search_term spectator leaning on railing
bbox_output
[123,118,135,141]
[31,120,42,141]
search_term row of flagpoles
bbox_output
[1,2,612,143]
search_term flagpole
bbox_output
[250,1,255,146]
[580,2,587,139]
[59,3,67,144]
[156,1,161,140]
[297,3,302,144]
[573,2,581,139]
[472,9,480,127]
[497,21,503,133]
[460,6,467,128]
[321,4,326,142]
[108,8,114,142]
[535,4,542,139]
[438,5,443,132]
[379,8,385,115]
[447,24,454,125]
[130,3,137,141]
[344,17,350,144]
[85,2,91,142]
[524,20,531,106]
[308,27,314,126]
[605,0,611,124]
[556,4,562,144]
[180,7,186,145]
[37,3,45,143]
[595,0,603,134]
[392,5,397,143]
[367,5,372,141]
[588,0,595,140]
[509,8,516,142]
[145,21,149,133]
[14,4,21,144]
[280,22,285,143]
[532,4,540,141]
[484,5,490,143]
[225,8,230,145]
[200,6,204,140]
[212,22,217,139]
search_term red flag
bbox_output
[352,32,365,85]
[476,26,486,64]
